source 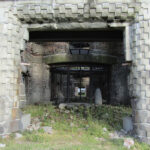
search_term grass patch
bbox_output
[0,104,150,150]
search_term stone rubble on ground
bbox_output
[44,113,49,117]
[26,117,41,131]
[70,122,74,127]
[103,127,107,132]
[65,110,70,114]
[41,126,53,134]
[51,120,55,124]
[15,133,23,139]
[95,137,106,142]
[109,129,128,139]
[20,114,31,131]
[109,131,120,139]
[27,122,41,131]
[120,129,128,135]
[59,103,66,110]
[123,138,134,149]
[25,117,53,134]
[0,144,6,148]
[108,129,134,149]
[33,117,40,123]
[2,135,9,139]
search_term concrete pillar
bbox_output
[129,2,150,144]
[0,4,28,135]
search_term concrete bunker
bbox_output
[21,29,130,106]
[1,0,150,144]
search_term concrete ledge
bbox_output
[43,54,117,65]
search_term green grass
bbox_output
[0,104,150,150]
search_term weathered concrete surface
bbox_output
[21,43,51,104]
[0,3,28,136]
[20,114,31,131]
[0,0,150,144]
[43,54,117,65]
[95,88,103,105]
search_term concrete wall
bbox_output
[0,0,150,144]
[23,41,129,105]
[0,2,28,135]
[90,42,130,105]
[22,42,70,104]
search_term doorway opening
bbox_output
[51,64,110,104]
[22,29,130,105]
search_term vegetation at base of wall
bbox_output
[23,104,132,131]
[0,104,150,150]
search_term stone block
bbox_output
[78,9,84,15]
[19,100,26,109]
[102,9,108,17]
[109,4,115,13]
[146,90,150,98]
[134,110,148,123]
[20,114,31,131]
[9,120,22,133]
[146,78,150,85]
[59,5,65,13]
[23,28,29,41]
[78,3,84,9]
[23,5,30,15]
[35,6,41,14]
[96,5,102,13]
[122,4,128,13]
[12,108,21,120]
[108,13,115,20]
[0,115,4,122]
[141,91,146,99]
[128,8,134,14]
[123,116,133,132]
[84,4,89,13]
[136,129,147,137]
[0,126,4,135]
[90,9,96,17]
[56,0,84,4]
[115,3,122,9]
[137,103,147,110]
[145,65,150,71]
[47,6,53,14]
[115,8,122,17]
[146,105,150,111]
[41,126,53,134]
[140,137,150,144]
[120,13,127,20]
[83,13,90,19]
[102,3,109,9]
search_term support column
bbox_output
[129,2,150,144]
[0,3,28,136]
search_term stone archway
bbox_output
[0,0,150,144]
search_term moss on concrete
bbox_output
[43,54,117,65]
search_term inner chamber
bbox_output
[51,64,110,104]
[50,42,111,104]
[21,30,130,106]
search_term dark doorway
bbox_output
[50,64,110,104]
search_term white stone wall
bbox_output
[13,0,136,24]
[128,2,150,143]
[0,3,28,135]
[22,43,51,104]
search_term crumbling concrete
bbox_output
[0,0,150,144]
